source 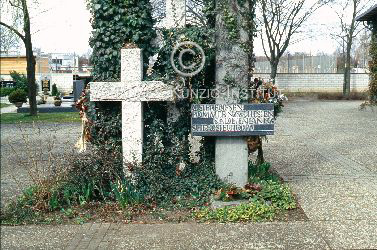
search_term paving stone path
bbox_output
[1,100,376,249]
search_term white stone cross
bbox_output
[90,48,174,165]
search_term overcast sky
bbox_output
[29,0,92,54]
[2,0,372,56]
[254,4,340,56]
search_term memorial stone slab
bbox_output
[192,103,275,187]
[73,80,85,102]
[191,104,275,136]
[41,79,51,92]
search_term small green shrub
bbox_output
[195,200,276,222]
[51,84,59,96]
[0,88,15,97]
[57,147,125,206]
[1,146,126,225]
[8,89,27,103]
[255,180,296,210]
[199,161,297,223]
[1,186,42,224]
[248,162,280,182]
[195,180,296,222]
[10,71,28,93]
[111,179,144,208]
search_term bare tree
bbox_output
[332,0,371,96]
[0,0,37,115]
[0,26,21,53]
[258,0,327,81]
[186,0,207,26]
[151,0,167,23]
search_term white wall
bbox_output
[254,73,369,92]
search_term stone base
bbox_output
[215,137,248,187]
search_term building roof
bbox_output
[356,4,377,21]
[0,54,26,58]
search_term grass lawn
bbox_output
[0,112,81,124]
[0,103,12,109]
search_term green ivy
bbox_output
[222,7,240,42]
[194,179,296,222]
[86,0,157,149]
[195,200,276,222]
[146,25,217,163]
[88,0,156,81]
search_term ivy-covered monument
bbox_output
[83,0,281,196]
[81,0,287,203]
[357,4,377,105]
[1,0,297,224]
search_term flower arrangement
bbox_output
[75,86,92,152]
[251,77,287,117]
[214,183,262,201]
[247,78,287,164]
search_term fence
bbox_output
[255,54,369,74]
[253,73,369,92]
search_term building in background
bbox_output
[0,50,92,95]
[0,54,49,80]
[50,53,79,73]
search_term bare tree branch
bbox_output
[0,21,25,42]
[9,0,22,10]
[186,4,206,26]
[258,0,328,80]
[330,0,371,96]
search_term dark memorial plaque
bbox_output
[73,80,85,102]
[41,79,51,92]
[191,104,274,136]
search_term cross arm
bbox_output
[90,81,175,102]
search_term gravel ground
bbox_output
[1,123,81,208]
[1,100,377,249]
